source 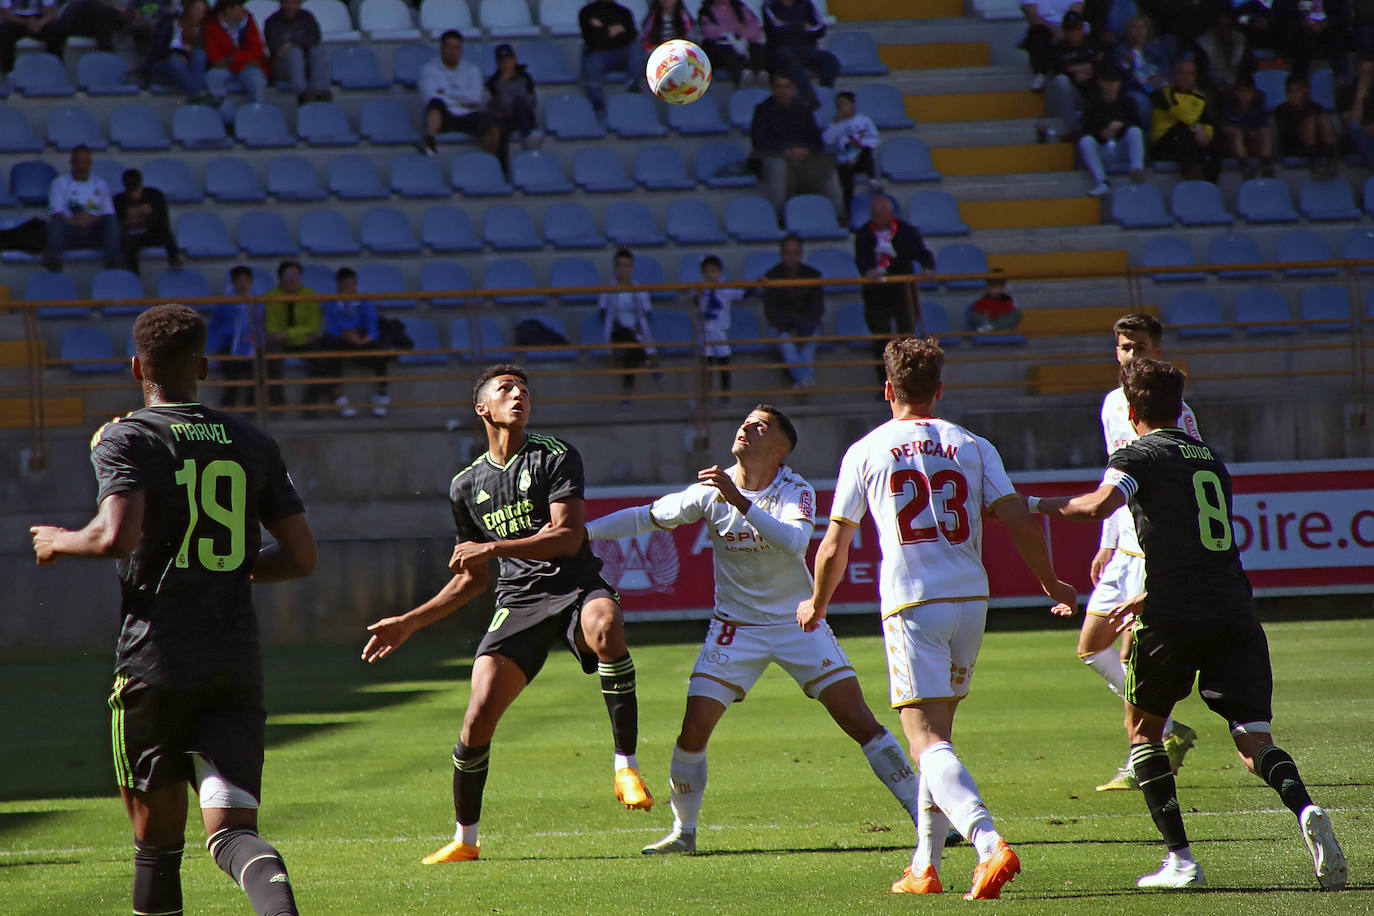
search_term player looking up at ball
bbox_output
[586,405,923,856]
[362,364,652,864]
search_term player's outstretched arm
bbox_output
[1030,484,1125,523]
[991,496,1077,616]
[362,564,489,663]
[253,513,318,582]
[30,491,145,565]
[798,519,856,631]
[585,505,656,541]
[450,498,588,571]
[698,465,812,556]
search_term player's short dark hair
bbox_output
[277,259,302,279]
[836,90,855,104]
[440,28,462,43]
[1121,358,1185,427]
[752,403,797,453]
[700,254,722,271]
[336,266,357,283]
[229,264,253,282]
[133,304,207,374]
[613,247,634,263]
[1112,312,1163,345]
[884,336,944,404]
[122,168,143,191]
[472,363,528,405]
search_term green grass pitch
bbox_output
[1,619,1370,914]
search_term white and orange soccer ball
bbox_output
[646,39,712,105]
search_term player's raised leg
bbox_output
[642,695,730,854]
[578,595,652,810]
[815,677,921,822]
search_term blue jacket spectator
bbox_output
[209,265,260,408]
[320,267,390,418]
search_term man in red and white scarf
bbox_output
[854,195,934,382]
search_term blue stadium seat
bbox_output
[1234,286,1294,335]
[1166,290,1228,338]
[92,269,146,316]
[306,0,361,41]
[352,262,411,308]
[695,141,756,188]
[297,101,357,146]
[741,249,777,281]
[849,192,900,231]
[178,212,237,257]
[482,204,542,250]
[607,93,667,138]
[546,94,606,139]
[360,99,418,144]
[921,303,960,347]
[156,268,211,302]
[480,0,539,36]
[397,316,447,365]
[1275,229,1338,278]
[573,148,634,192]
[830,31,889,75]
[879,136,940,183]
[832,302,869,350]
[25,271,81,319]
[669,98,729,135]
[605,200,667,246]
[729,308,769,355]
[907,190,969,236]
[47,107,107,151]
[483,258,544,304]
[1310,67,1335,110]
[650,309,695,356]
[1299,285,1352,332]
[142,158,201,203]
[391,42,436,85]
[1364,176,1374,217]
[1110,184,1172,228]
[511,150,573,194]
[359,0,420,39]
[577,311,609,358]
[666,200,727,244]
[389,152,449,197]
[328,154,387,199]
[635,145,695,190]
[110,105,171,151]
[1138,234,1203,282]
[543,201,605,248]
[421,205,482,251]
[238,211,298,256]
[549,256,600,303]
[785,195,845,240]
[855,84,914,129]
[78,51,138,95]
[173,105,231,149]
[331,44,390,89]
[1253,69,1286,110]
[633,254,674,300]
[452,150,514,195]
[539,0,583,36]
[812,84,837,130]
[461,315,515,361]
[299,209,360,255]
[419,260,473,307]
[518,315,576,362]
[206,156,266,202]
[1341,227,1374,273]
[518,39,575,82]
[300,264,334,293]
[1237,177,1299,223]
[1299,178,1360,221]
[266,155,326,201]
[91,158,125,193]
[0,110,42,153]
[1206,231,1268,279]
[13,53,74,96]
[9,160,56,205]
[935,243,989,290]
[810,248,859,298]
[1171,180,1233,226]
[726,195,783,242]
[360,207,421,254]
[728,88,769,130]
[446,316,478,361]
[234,103,293,148]
[62,326,121,373]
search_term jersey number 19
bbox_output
[174,458,247,571]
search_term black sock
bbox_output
[453,740,491,828]
[1130,742,1190,851]
[133,839,183,916]
[597,654,638,757]
[206,827,297,916]
[1255,744,1314,817]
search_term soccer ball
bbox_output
[646,39,712,105]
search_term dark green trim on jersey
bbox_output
[527,433,568,455]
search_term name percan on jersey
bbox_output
[90,403,305,687]
[830,417,1018,616]
[1101,387,1200,555]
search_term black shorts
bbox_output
[475,586,617,683]
[425,100,494,136]
[1124,613,1274,727]
[108,672,265,799]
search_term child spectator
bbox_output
[1273,73,1338,176]
[968,271,1022,332]
[697,255,741,403]
[638,0,695,89]
[1079,67,1145,196]
[208,264,258,408]
[319,267,391,418]
[822,90,881,213]
[600,248,657,408]
[1218,73,1274,178]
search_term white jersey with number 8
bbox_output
[830,417,1019,617]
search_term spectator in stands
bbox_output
[751,71,843,216]
[0,0,65,77]
[968,270,1023,333]
[44,145,120,272]
[1114,14,1169,128]
[1218,72,1274,178]
[696,255,739,403]
[579,0,637,115]
[761,0,837,107]
[486,44,537,168]
[1045,11,1104,137]
[1359,1,1374,57]
[1232,0,1284,60]
[1290,0,1349,84]
[698,0,766,86]
[263,0,329,104]
[1078,66,1145,196]
[125,0,179,57]
[823,90,881,213]
[205,0,268,106]
[1150,56,1220,182]
[142,0,209,98]
[417,29,500,159]
[209,265,259,408]
[762,233,823,389]
[854,194,932,382]
[319,267,391,419]
[1149,0,1218,51]
[600,248,657,408]
[0,216,48,255]
[638,0,695,86]
[55,0,126,52]
[1193,11,1248,96]
[1273,73,1338,176]
[264,259,324,410]
[1339,55,1374,164]
[1019,0,1084,91]
[114,168,180,274]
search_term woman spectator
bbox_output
[637,0,694,86]
[142,0,209,98]
[698,0,764,86]
[1114,15,1170,129]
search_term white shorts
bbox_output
[688,618,856,706]
[882,600,987,708]
[1086,551,1145,617]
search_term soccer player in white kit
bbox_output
[1086,314,1200,791]
[586,405,924,856]
[798,338,1077,899]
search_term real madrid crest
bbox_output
[518,468,531,492]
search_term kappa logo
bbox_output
[590,529,680,594]
[518,468,531,492]
[475,489,491,504]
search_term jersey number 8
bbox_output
[1191,469,1233,552]
[889,468,971,546]
[174,458,248,572]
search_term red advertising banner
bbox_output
[587,459,1374,621]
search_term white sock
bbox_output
[1082,648,1126,699]
[910,772,951,874]
[668,745,707,832]
[860,729,919,823]
[918,741,1001,861]
[614,753,639,771]
[453,822,479,845]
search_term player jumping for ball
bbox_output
[30,304,317,916]
[1029,358,1347,891]
[585,405,924,856]
[362,364,652,864]
[799,338,1077,899]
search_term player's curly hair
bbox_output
[132,304,206,373]
[1121,358,1185,427]
[883,336,943,404]
[472,363,528,405]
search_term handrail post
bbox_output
[251,297,270,428]
[24,304,47,471]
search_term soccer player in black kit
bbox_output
[362,364,651,864]
[1027,359,1347,892]
[30,304,317,916]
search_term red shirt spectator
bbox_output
[205,0,268,76]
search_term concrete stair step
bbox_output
[832,0,964,19]
[907,90,1045,122]
[931,143,1073,175]
[881,42,991,70]
[986,249,1131,276]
